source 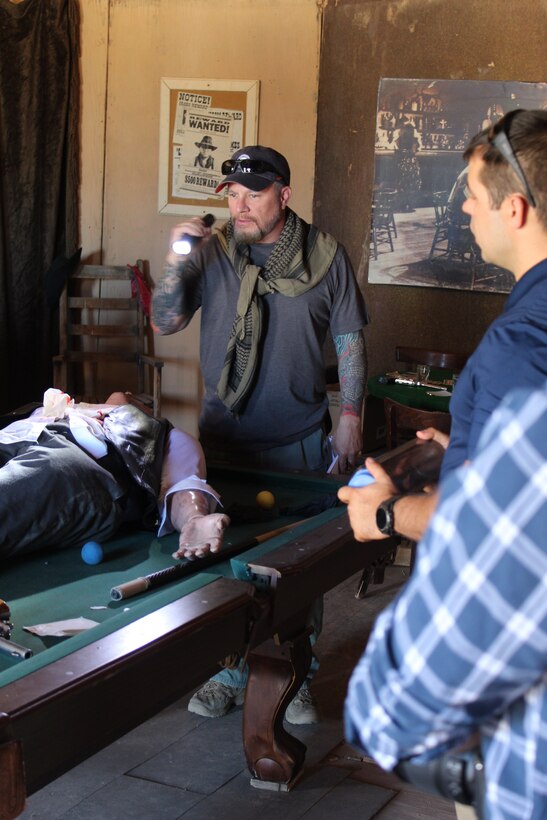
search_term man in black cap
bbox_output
[152,145,368,723]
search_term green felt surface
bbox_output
[0,465,345,684]
[367,373,453,412]
[0,528,228,684]
[230,507,343,582]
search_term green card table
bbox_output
[367,373,453,413]
[0,463,396,815]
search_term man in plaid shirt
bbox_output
[345,382,547,819]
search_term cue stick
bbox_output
[110,518,311,601]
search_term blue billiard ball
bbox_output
[81,541,104,565]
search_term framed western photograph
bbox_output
[366,78,547,293]
[158,78,260,217]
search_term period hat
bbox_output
[195,135,217,150]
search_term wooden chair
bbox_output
[370,201,395,261]
[428,198,480,267]
[431,190,449,226]
[384,397,452,449]
[356,374,456,598]
[395,346,469,373]
[53,261,164,416]
[428,190,450,262]
[375,189,398,238]
[353,397,453,598]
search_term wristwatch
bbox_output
[376,495,403,537]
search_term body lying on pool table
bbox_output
[0,458,398,810]
[0,388,229,560]
[0,414,408,813]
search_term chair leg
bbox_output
[355,541,398,599]
[370,227,377,261]
[372,565,386,585]
[355,566,374,599]
[409,541,417,574]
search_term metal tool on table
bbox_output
[0,598,33,660]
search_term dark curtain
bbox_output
[0,0,80,413]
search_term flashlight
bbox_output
[172,213,215,255]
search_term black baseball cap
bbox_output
[215,145,291,193]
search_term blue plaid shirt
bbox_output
[345,384,547,820]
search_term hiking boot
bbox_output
[285,683,320,725]
[188,680,245,718]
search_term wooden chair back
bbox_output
[52,261,163,416]
[384,397,452,450]
[432,190,449,225]
[395,346,468,373]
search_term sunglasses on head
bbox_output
[221,158,283,178]
[489,110,536,208]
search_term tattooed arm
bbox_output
[331,331,367,472]
[152,260,195,335]
[152,218,213,335]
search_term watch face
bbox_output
[376,497,398,536]
[376,505,390,535]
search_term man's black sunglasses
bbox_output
[221,158,283,178]
[489,110,536,208]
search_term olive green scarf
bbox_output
[216,208,338,413]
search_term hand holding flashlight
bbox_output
[171,214,215,257]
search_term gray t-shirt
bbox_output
[179,232,368,453]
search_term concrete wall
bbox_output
[79,0,321,434]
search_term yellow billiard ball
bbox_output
[256,490,276,510]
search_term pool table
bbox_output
[368,373,453,412]
[0,462,397,816]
